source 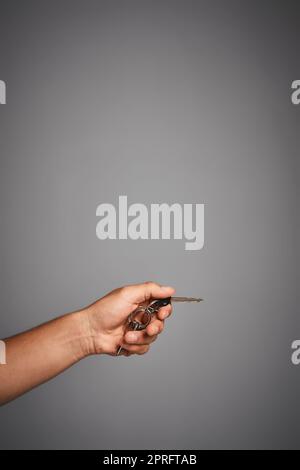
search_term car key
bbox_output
[116,296,203,356]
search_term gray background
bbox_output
[0,0,299,449]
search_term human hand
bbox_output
[0,282,175,405]
[83,282,175,356]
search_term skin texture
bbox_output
[0,282,174,406]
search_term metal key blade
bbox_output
[171,297,203,303]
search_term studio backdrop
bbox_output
[0,0,299,449]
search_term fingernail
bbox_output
[127,332,138,342]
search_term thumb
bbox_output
[124,282,175,304]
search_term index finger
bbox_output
[124,282,175,304]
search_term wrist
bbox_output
[72,309,98,358]
[74,307,108,357]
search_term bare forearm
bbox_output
[0,311,90,405]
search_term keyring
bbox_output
[128,305,154,331]
[116,296,203,355]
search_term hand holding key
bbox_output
[116,296,203,355]
[0,281,202,405]
[84,282,176,356]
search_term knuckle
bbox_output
[145,280,159,288]
[145,281,155,288]
[120,285,129,295]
